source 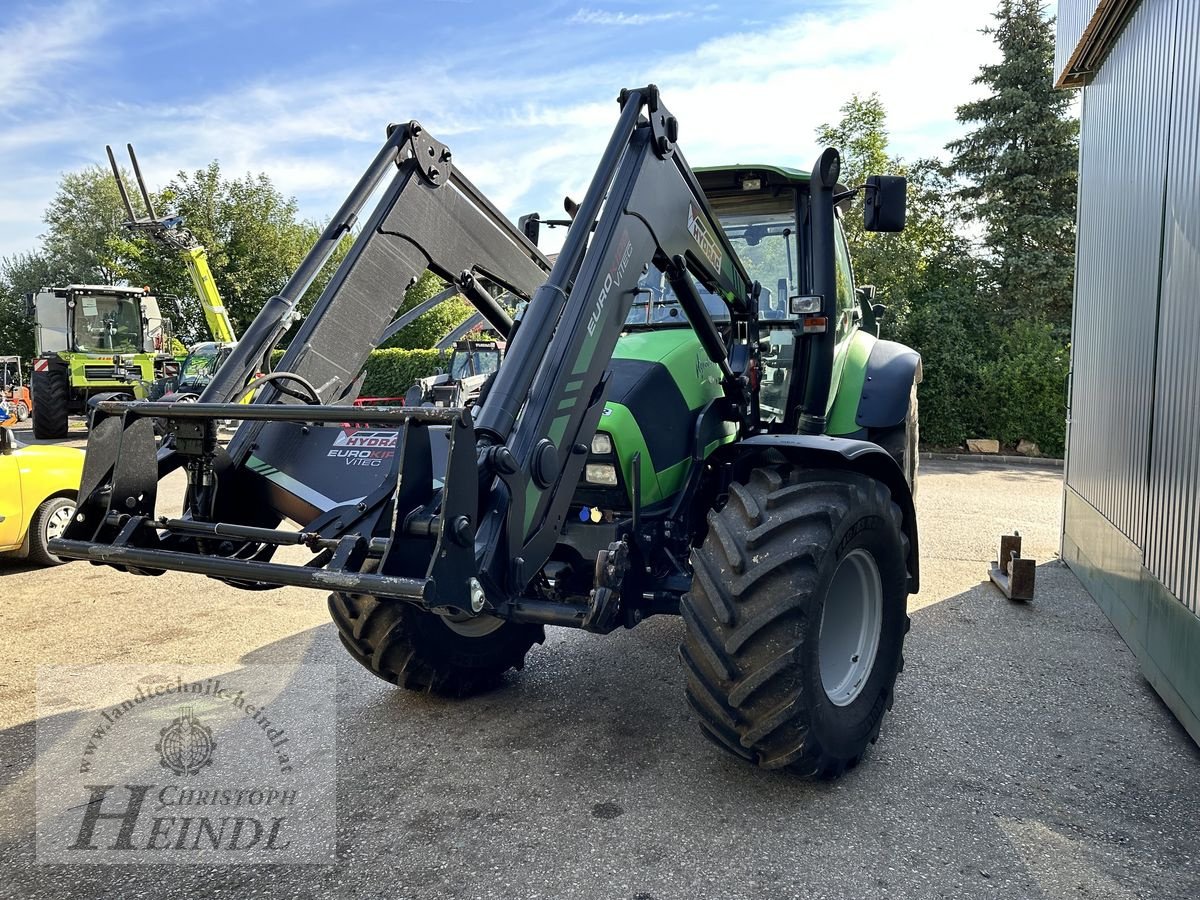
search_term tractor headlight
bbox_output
[585,463,619,486]
[591,432,613,455]
[790,295,823,315]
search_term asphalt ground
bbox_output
[1,428,1198,899]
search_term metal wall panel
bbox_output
[1065,0,1178,550]
[1145,0,1200,614]
[1056,0,1103,83]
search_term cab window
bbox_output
[833,222,857,340]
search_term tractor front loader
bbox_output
[54,87,921,776]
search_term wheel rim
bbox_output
[819,548,883,706]
[441,609,505,637]
[44,503,75,543]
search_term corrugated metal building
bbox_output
[1056,0,1200,743]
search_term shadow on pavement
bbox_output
[1,562,1198,899]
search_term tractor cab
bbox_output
[446,339,502,381]
[174,341,237,395]
[29,284,167,357]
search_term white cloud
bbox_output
[0,0,101,110]
[0,0,1007,259]
[569,7,686,26]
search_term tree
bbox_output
[817,93,890,192]
[40,166,132,284]
[140,162,321,333]
[379,270,474,350]
[103,160,353,343]
[0,251,63,362]
[947,0,1078,332]
[816,94,964,336]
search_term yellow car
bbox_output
[0,426,84,565]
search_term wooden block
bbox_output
[998,533,1022,576]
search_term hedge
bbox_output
[360,348,445,397]
[269,347,446,399]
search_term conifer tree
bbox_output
[947,0,1078,332]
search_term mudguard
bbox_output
[857,339,922,429]
[720,433,920,593]
[828,333,921,435]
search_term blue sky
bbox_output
[0,0,1028,259]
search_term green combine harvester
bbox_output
[26,284,178,438]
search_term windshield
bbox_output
[724,213,798,318]
[181,346,223,380]
[449,348,501,380]
[626,211,798,326]
[74,294,142,353]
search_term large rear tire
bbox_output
[682,467,910,777]
[329,591,545,697]
[31,367,69,439]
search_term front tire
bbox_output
[329,591,545,697]
[31,367,69,439]
[27,496,75,566]
[682,467,910,776]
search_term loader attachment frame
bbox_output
[55,86,766,625]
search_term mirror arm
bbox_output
[832,184,866,204]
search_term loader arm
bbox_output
[470,85,759,600]
[55,87,756,625]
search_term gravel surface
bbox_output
[1,439,1197,899]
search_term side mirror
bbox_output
[518,213,540,247]
[23,292,35,318]
[872,303,887,321]
[864,175,907,232]
[856,284,876,304]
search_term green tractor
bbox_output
[26,284,179,439]
[57,87,921,776]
